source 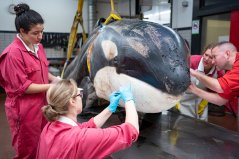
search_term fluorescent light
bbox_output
[144,10,171,18]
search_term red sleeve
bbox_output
[217,57,239,99]
[190,55,202,70]
[218,92,231,100]
[218,65,239,94]
[78,118,96,128]
[0,49,32,96]
[79,123,139,159]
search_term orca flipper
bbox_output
[79,76,97,109]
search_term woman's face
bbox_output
[202,49,214,70]
[20,23,44,45]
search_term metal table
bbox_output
[110,111,239,159]
[78,108,239,159]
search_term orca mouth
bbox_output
[115,56,189,96]
[115,68,189,96]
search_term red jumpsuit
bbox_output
[36,117,139,159]
[0,37,48,159]
[218,53,239,115]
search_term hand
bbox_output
[190,68,197,77]
[107,91,121,113]
[51,76,62,84]
[187,83,196,92]
[119,85,134,103]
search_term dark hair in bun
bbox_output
[14,3,44,33]
[14,3,30,16]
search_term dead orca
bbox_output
[64,19,190,113]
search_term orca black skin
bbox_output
[64,19,190,112]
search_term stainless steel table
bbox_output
[111,111,239,159]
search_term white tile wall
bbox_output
[0,32,65,58]
[177,29,192,49]
[0,32,15,53]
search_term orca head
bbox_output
[101,20,191,96]
[86,20,190,113]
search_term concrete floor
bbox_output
[0,93,238,159]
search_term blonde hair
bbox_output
[42,79,78,121]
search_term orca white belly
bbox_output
[94,66,181,113]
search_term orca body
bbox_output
[64,19,190,113]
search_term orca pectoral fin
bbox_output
[79,76,97,109]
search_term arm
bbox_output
[79,88,138,158]
[124,100,139,133]
[188,83,228,106]
[25,72,57,94]
[120,85,139,133]
[48,72,55,82]
[190,68,224,93]
[48,72,61,83]
[93,92,121,128]
[25,83,51,94]
[93,108,112,128]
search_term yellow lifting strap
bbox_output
[86,0,121,74]
[103,0,122,25]
[61,0,121,78]
[169,129,178,145]
[61,0,87,78]
[175,102,181,110]
[198,99,208,116]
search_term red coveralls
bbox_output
[36,118,139,159]
[0,37,48,159]
[218,53,239,115]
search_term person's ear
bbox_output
[225,50,230,60]
[69,97,76,107]
[19,28,27,35]
[19,28,24,34]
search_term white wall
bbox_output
[172,0,193,28]
[96,2,112,20]
[0,0,89,33]
[117,0,135,17]
[143,4,171,25]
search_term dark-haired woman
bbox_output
[0,3,59,159]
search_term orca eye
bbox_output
[113,56,118,66]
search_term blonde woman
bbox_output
[36,79,139,159]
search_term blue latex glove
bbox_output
[119,85,134,103]
[107,91,121,113]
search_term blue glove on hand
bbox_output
[119,85,134,103]
[107,91,121,113]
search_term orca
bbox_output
[64,19,190,113]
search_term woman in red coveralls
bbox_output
[36,79,139,159]
[0,3,59,159]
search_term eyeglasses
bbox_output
[75,91,83,98]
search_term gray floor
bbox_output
[0,94,14,158]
